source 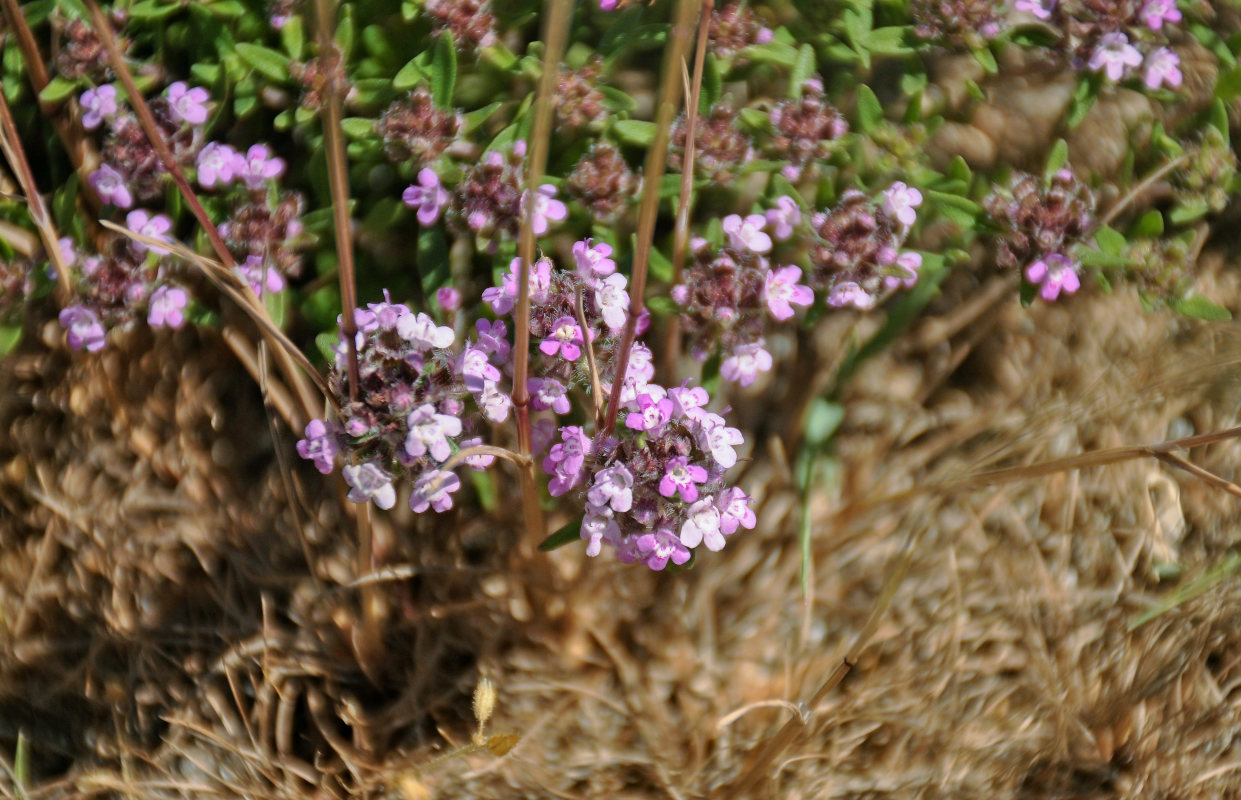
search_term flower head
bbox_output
[827,281,875,310]
[529,377,572,415]
[573,238,617,282]
[720,340,774,387]
[296,419,340,474]
[540,317,586,361]
[1089,33,1143,82]
[342,462,397,510]
[722,213,773,254]
[1140,0,1181,30]
[718,486,757,534]
[89,164,133,208]
[633,529,691,571]
[59,305,106,352]
[587,464,635,513]
[410,469,461,513]
[765,195,801,241]
[1025,253,1081,301]
[405,403,464,462]
[1143,47,1182,91]
[80,84,118,129]
[763,266,813,321]
[197,142,242,189]
[882,250,923,289]
[680,497,725,551]
[147,285,188,329]
[659,456,709,502]
[239,254,286,295]
[625,390,674,434]
[126,209,173,254]
[166,82,210,126]
[595,273,630,332]
[238,144,286,189]
[526,184,567,235]
[436,286,461,312]
[403,168,450,226]
[882,181,923,228]
[398,311,456,350]
[1014,0,1054,20]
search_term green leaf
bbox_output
[647,296,679,316]
[803,398,844,448]
[741,40,799,67]
[1216,65,1241,103]
[234,43,290,82]
[1172,293,1232,321]
[1132,209,1164,237]
[789,44,815,98]
[924,189,980,227]
[860,26,912,56]
[855,84,882,133]
[341,117,376,139]
[335,3,355,57]
[393,57,428,90]
[431,31,457,108]
[462,101,503,134]
[1076,248,1129,268]
[204,0,245,18]
[700,52,721,113]
[647,245,673,283]
[281,14,306,60]
[1066,74,1098,129]
[1208,98,1230,144]
[128,0,181,19]
[480,42,518,71]
[1094,226,1126,256]
[538,516,583,552]
[737,106,774,133]
[612,119,658,146]
[0,325,22,357]
[15,729,29,795]
[38,76,78,104]
[1168,200,1210,225]
[314,331,339,363]
[1045,138,1069,179]
[597,85,637,113]
[972,46,998,74]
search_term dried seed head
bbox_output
[669,105,752,184]
[376,89,460,166]
[567,141,638,224]
[472,677,496,727]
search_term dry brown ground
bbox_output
[3,246,1241,799]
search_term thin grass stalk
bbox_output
[511,0,573,543]
[0,86,73,300]
[602,0,702,435]
[83,0,321,426]
[0,0,103,210]
[313,0,360,403]
[661,0,713,381]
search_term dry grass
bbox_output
[3,249,1241,799]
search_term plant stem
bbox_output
[512,0,573,543]
[602,0,702,435]
[662,0,713,381]
[314,0,361,403]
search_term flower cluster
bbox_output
[62,76,299,352]
[566,141,640,224]
[984,167,1096,301]
[912,0,1003,50]
[805,182,925,310]
[445,141,567,250]
[708,2,775,60]
[766,77,849,181]
[668,105,753,183]
[376,88,462,166]
[555,61,610,134]
[1039,0,1183,91]
[423,0,499,50]
[297,294,510,512]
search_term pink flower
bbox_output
[239,255,286,295]
[459,437,496,470]
[722,213,773,254]
[410,469,461,513]
[403,168,449,226]
[697,413,744,468]
[625,391,673,433]
[763,266,814,320]
[720,340,773,387]
[718,487,756,534]
[529,377,572,415]
[1143,47,1182,91]
[1089,33,1142,82]
[543,426,593,496]
[166,82,210,126]
[398,311,456,350]
[476,382,512,423]
[827,282,875,309]
[80,84,118,129]
[581,512,620,558]
[587,464,635,513]
[237,144,286,189]
[540,316,585,361]
[573,238,617,281]
[405,403,464,462]
[595,273,630,332]
[1140,0,1181,30]
[765,195,801,241]
[147,285,189,329]
[633,529,691,571]
[59,304,106,352]
[882,251,923,289]
[197,142,242,188]
[882,181,923,227]
[342,462,397,510]
[680,497,724,550]
[525,184,567,235]
[436,286,461,311]
[482,257,552,315]
[296,419,340,474]
[457,345,501,392]
[1025,253,1080,301]
[125,209,173,254]
[89,164,133,208]
[1014,0,1054,20]
[659,456,708,502]
[474,318,511,362]
[669,383,710,421]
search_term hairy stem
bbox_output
[603,0,703,435]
